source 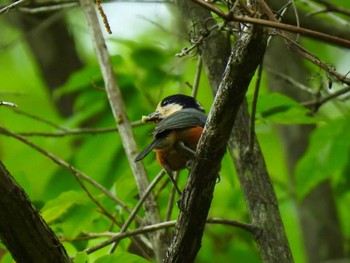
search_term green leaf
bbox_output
[94,252,150,263]
[55,66,102,97]
[74,252,89,263]
[131,47,167,69]
[55,55,124,97]
[61,203,101,240]
[295,117,350,199]
[249,92,317,124]
[41,191,88,223]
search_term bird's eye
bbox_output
[161,99,170,106]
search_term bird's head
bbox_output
[141,94,205,123]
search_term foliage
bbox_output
[1,0,350,262]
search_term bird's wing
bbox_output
[135,139,159,162]
[154,109,207,134]
[135,109,207,162]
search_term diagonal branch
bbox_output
[0,161,70,262]
[163,12,268,262]
[191,0,350,48]
[0,125,140,223]
[171,1,294,262]
[78,0,167,259]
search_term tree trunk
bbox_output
[265,33,345,263]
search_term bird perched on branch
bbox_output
[135,94,207,194]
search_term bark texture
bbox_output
[265,33,344,263]
[164,1,269,262]
[171,1,294,262]
[0,161,70,263]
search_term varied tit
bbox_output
[135,94,207,177]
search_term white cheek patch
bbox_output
[157,103,183,117]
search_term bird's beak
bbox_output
[141,111,163,123]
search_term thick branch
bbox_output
[163,15,267,262]
[0,161,70,263]
[229,101,294,263]
[172,1,294,262]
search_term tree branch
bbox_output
[0,161,70,263]
[163,6,268,262]
[78,0,167,259]
[172,1,294,262]
[0,125,140,223]
[85,217,255,254]
[191,0,350,48]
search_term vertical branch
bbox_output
[78,0,167,259]
[249,62,263,153]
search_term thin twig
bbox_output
[165,172,179,221]
[265,67,317,95]
[19,3,78,13]
[0,101,17,107]
[312,0,350,17]
[110,170,166,253]
[85,217,255,254]
[249,63,263,153]
[17,120,143,137]
[191,55,203,98]
[176,23,220,57]
[0,126,142,224]
[0,126,139,234]
[302,85,350,111]
[0,0,27,14]
[12,108,68,131]
[191,0,350,86]
[74,175,121,226]
[280,33,350,85]
[191,0,350,48]
[290,0,300,42]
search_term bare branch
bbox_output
[0,0,27,14]
[85,217,255,254]
[312,0,350,17]
[17,121,143,137]
[191,55,203,98]
[78,0,167,259]
[108,170,166,253]
[302,85,350,111]
[0,101,17,107]
[249,63,263,153]
[0,125,141,223]
[163,8,268,262]
[191,0,350,48]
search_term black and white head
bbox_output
[142,94,205,123]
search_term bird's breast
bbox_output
[154,126,203,172]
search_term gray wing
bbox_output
[135,139,159,162]
[154,109,207,134]
[135,109,207,162]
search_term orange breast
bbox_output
[155,126,203,172]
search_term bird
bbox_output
[135,94,207,194]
